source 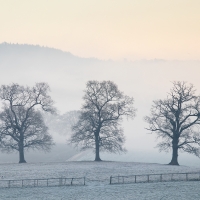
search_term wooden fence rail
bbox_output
[110,172,200,185]
[0,177,85,188]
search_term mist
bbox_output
[0,43,200,166]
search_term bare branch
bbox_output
[69,80,136,161]
[0,83,55,163]
[145,81,200,165]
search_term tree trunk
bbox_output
[94,135,102,161]
[169,139,179,165]
[19,140,26,163]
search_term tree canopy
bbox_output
[0,83,55,163]
[70,80,136,161]
[145,81,200,165]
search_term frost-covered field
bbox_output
[0,161,200,199]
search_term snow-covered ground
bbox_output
[0,161,200,199]
[1,181,200,200]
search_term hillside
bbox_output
[0,143,78,163]
[0,42,101,70]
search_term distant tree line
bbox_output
[0,81,200,165]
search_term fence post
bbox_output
[47,179,48,187]
[160,174,162,182]
[59,178,63,186]
[71,178,73,185]
[110,176,112,184]
[135,175,136,183]
[123,177,124,184]
[64,178,66,185]
[84,177,85,185]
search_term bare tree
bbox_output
[43,110,80,136]
[0,83,55,163]
[70,80,136,161]
[145,81,200,165]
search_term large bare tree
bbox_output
[70,80,136,161]
[145,81,200,165]
[0,83,55,163]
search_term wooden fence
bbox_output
[0,177,85,188]
[1,172,200,188]
[110,172,200,185]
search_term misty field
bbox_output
[0,161,200,199]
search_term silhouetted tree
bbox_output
[70,81,136,161]
[0,83,55,163]
[145,81,200,165]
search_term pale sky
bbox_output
[1,0,200,60]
